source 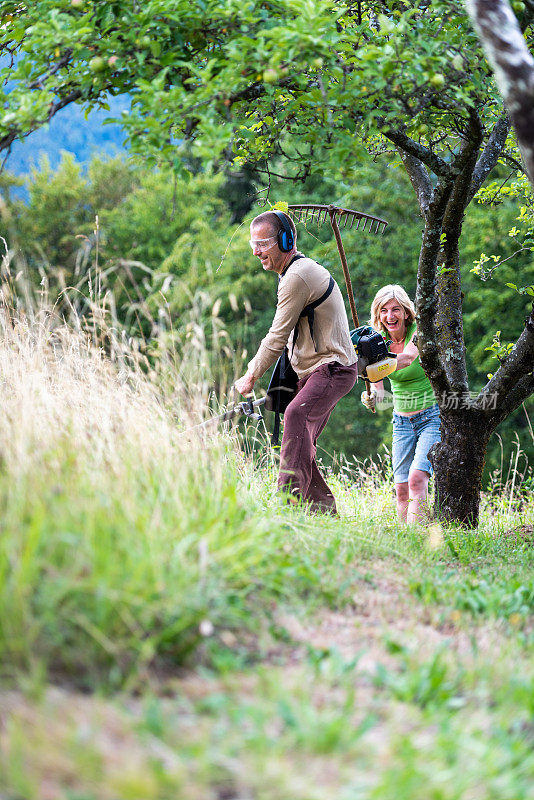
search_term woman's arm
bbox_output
[395,335,418,371]
[373,380,385,400]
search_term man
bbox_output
[234,210,357,515]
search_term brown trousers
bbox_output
[277,361,357,514]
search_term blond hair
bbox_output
[370,285,416,335]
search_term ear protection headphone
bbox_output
[273,210,295,253]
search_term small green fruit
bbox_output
[430,73,445,89]
[512,1,525,12]
[263,68,278,84]
[89,56,105,72]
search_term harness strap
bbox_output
[291,275,335,356]
[279,252,305,277]
[271,347,293,447]
[272,409,281,447]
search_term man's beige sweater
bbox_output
[248,254,357,380]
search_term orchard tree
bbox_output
[2,0,534,525]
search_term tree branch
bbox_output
[228,74,299,108]
[396,148,434,217]
[444,109,484,231]
[0,83,84,157]
[383,127,451,178]
[415,177,456,395]
[28,49,74,91]
[483,371,534,426]
[432,114,483,394]
[479,301,534,419]
[468,113,511,202]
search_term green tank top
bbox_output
[388,322,436,413]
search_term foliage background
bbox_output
[2,145,533,483]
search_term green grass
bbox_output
[0,316,389,689]
[1,312,534,798]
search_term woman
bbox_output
[361,285,441,524]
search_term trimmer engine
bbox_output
[350,325,397,382]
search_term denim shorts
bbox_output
[392,403,441,483]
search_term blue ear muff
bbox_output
[273,211,294,252]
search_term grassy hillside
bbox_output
[0,278,534,798]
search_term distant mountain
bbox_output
[5,95,130,181]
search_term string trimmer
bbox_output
[183,396,266,434]
[287,204,397,405]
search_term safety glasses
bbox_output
[249,235,278,251]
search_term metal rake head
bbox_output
[288,204,388,235]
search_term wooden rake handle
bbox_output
[328,208,375,411]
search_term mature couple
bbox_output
[234,211,440,524]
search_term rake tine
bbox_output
[287,203,388,234]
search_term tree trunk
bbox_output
[431,407,493,528]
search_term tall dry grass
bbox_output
[0,265,371,689]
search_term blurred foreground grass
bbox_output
[0,309,359,689]
[1,307,534,799]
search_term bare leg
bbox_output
[395,481,409,523]
[407,469,430,524]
